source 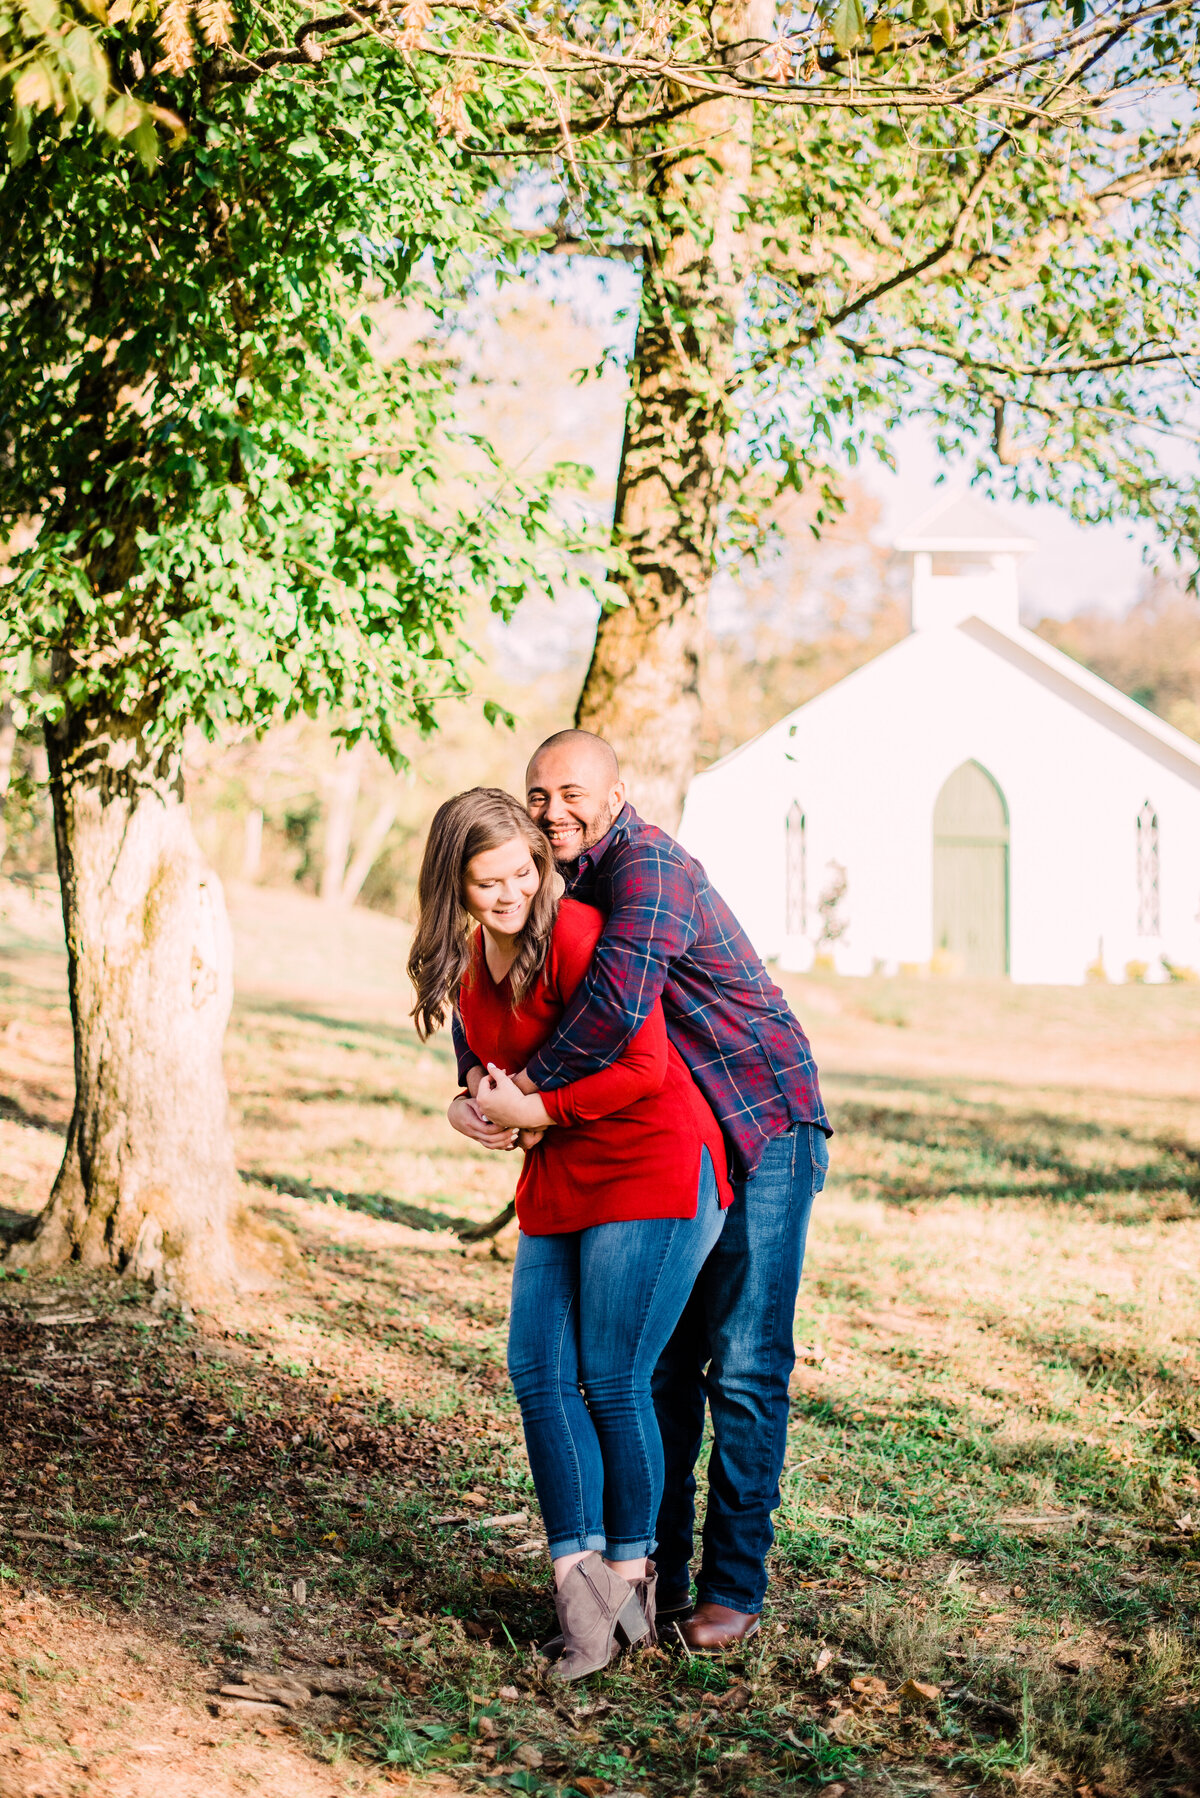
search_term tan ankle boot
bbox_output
[540,1559,657,1660]
[550,1552,649,1682]
[633,1561,658,1644]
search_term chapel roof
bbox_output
[895,494,1038,554]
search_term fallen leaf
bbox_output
[476,1716,499,1740]
[512,1743,543,1768]
[498,1685,519,1702]
[849,1674,888,1699]
[572,1779,612,1796]
[719,1683,753,1711]
[292,1577,307,1606]
[178,1500,200,1516]
[815,1646,836,1674]
[898,1678,941,1708]
[429,1512,469,1527]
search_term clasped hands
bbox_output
[446,1063,550,1152]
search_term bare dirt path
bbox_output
[0,1587,463,1798]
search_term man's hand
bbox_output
[478,1064,553,1131]
[447,1090,518,1151]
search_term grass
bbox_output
[1,878,1199,1795]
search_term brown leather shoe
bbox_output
[675,1602,761,1652]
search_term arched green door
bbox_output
[932,761,1009,976]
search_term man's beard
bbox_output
[543,798,620,867]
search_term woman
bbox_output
[407,788,733,1682]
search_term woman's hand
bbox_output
[447,1091,518,1151]
[478,1063,553,1131]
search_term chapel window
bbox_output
[786,801,807,935]
[1137,801,1160,937]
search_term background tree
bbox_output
[13,0,1191,835]
[495,0,1200,822]
[0,48,591,1304]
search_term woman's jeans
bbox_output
[507,1151,725,1560]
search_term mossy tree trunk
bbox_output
[575,0,770,829]
[8,702,239,1307]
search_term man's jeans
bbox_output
[652,1124,829,1615]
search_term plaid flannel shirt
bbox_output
[453,803,829,1182]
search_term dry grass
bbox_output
[1,877,1199,1797]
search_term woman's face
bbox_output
[463,834,542,939]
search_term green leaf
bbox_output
[103,92,144,139]
[931,2,956,42]
[4,103,31,165]
[130,112,159,169]
[62,24,108,108]
[830,0,866,52]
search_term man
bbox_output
[449,730,829,1650]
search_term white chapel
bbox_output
[679,496,1200,984]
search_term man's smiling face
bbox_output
[526,739,626,865]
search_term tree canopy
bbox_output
[0,41,599,763]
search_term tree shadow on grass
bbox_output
[0,1089,67,1135]
[243,1169,474,1236]
[831,1089,1200,1220]
[0,1203,36,1246]
[234,999,455,1063]
[0,1291,536,1637]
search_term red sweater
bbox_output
[456,898,733,1235]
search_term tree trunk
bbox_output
[6,704,240,1307]
[0,700,15,862]
[575,0,770,829]
[340,798,396,908]
[321,745,362,905]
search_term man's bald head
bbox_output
[527,729,619,789]
[526,730,626,865]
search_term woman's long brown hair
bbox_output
[407,787,561,1040]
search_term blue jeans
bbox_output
[507,1151,725,1560]
[652,1124,828,1614]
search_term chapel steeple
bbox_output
[895,495,1037,634]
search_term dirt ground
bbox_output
[2,876,1199,1798]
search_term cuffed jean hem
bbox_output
[604,1536,657,1560]
[695,1586,763,1615]
[547,1531,607,1559]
